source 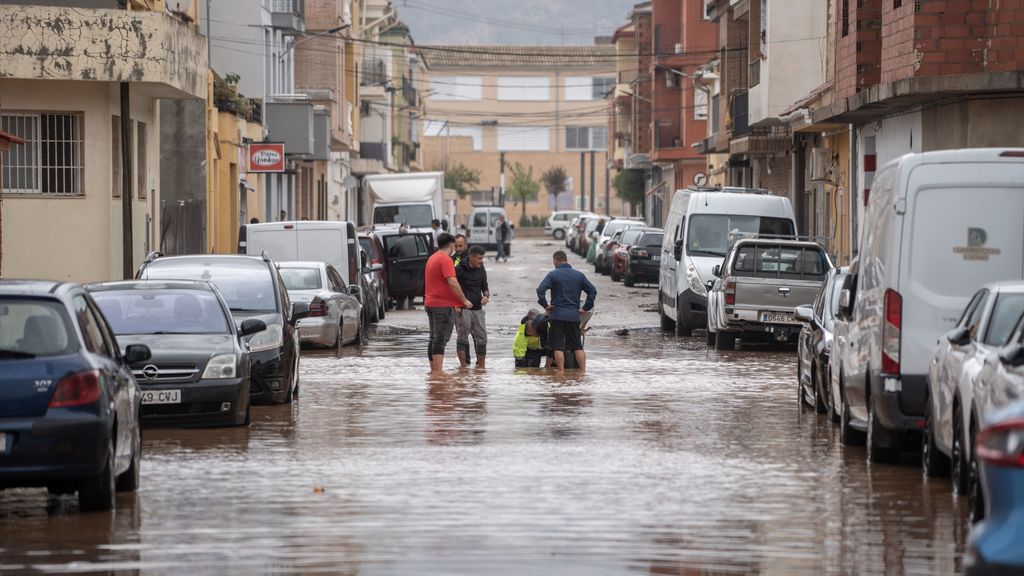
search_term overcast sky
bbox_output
[397,0,631,45]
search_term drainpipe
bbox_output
[121,82,134,279]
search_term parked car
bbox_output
[466,206,507,250]
[353,241,382,327]
[611,227,653,282]
[565,215,584,250]
[795,267,848,418]
[595,227,625,275]
[707,239,832,349]
[138,253,304,405]
[964,399,1024,576]
[659,187,797,337]
[570,215,597,254]
[832,258,860,446]
[622,229,665,287]
[0,280,150,512]
[594,219,639,274]
[359,232,389,317]
[836,148,1024,464]
[242,220,362,288]
[924,282,1024,519]
[580,217,606,256]
[376,228,434,307]
[546,210,588,240]
[278,261,365,348]
[87,280,264,428]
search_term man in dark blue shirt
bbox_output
[536,250,597,372]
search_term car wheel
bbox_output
[840,375,866,447]
[715,330,736,350]
[553,229,565,240]
[242,403,251,426]
[79,438,115,512]
[355,317,368,346]
[659,301,676,332]
[922,401,950,478]
[705,329,715,347]
[968,426,985,524]
[611,270,621,282]
[623,271,635,287]
[335,321,344,354]
[813,366,828,415]
[952,403,968,495]
[378,299,386,321]
[284,353,299,405]
[115,426,140,493]
[826,366,840,424]
[867,401,900,464]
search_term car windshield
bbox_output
[826,274,846,329]
[641,233,664,248]
[687,214,796,258]
[984,293,1024,345]
[93,289,230,335]
[0,298,78,359]
[374,205,433,228]
[142,259,278,313]
[279,268,323,291]
[603,221,629,238]
[585,219,602,233]
[621,230,644,245]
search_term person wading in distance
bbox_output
[455,245,490,369]
[424,233,473,372]
[536,250,597,372]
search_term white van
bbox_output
[466,206,508,250]
[658,188,797,336]
[242,221,360,287]
[546,210,588,240]
[835,149,1024,462]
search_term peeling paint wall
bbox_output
[0,4,206,99]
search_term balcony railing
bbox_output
[654,119,681,149]
[749,59,761,88]
[271,0,304,34]
[360,58,387,87]
[711,93,720,135]
[272,0,304,17]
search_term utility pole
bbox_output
[605,152,610,216]
[579,152,586,211]
[120,82,134,279]
[499,152,506,206]
[589,151,596,213]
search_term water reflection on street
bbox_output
[0,328,966,575]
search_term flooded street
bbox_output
[0,241,967,575]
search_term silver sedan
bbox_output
[278,262,365,349]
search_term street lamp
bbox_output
[278,24,352,61]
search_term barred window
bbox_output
[1,112,84,196]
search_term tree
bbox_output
[541,165,570,210]
[435,162,481,199]
[505,162,540,221]
[614,169,646,215]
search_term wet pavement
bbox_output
[0,240,967,575]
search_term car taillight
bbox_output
[882,288,902,375]
[309,297,329,317]
[49,370,101,408]
[725,280,736,306]
[631,249,649,258]
[977,418,1024,468]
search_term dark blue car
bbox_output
[0,281,150,512]
[965,398,1024,576]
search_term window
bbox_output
[92,290,231,336]
[137,121,148,200]
[985,294,1024,346]
[841,0,849,37]
[428,76,482,101]
[74,296,109,356]
[422,121,483,151]
[497,77,550,101]
[694,87,709,120]
[565,77,614,101]
[280,268,323,291]
[0,298,77,357]
[497,126,549,151]
[141,258,278,313]
[1,112,83,196]
[566,126,608,150]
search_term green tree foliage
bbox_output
[506,163,540,219]
[437,162,481,199]
[614,169,646,213]
[540,165,569,209]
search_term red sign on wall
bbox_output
[248,143,286,173]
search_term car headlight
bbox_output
[247,323,283,352]
[686,264,707,297]
[202,354,238,379]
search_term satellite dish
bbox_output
[343,175,359,190]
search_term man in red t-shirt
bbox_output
[424,232,473,371]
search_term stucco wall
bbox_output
[2,79,158,282]
[923,98,1024,151]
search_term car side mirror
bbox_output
[239,318,267,337]
[673,239,683,261]
[370,263,383,273]
[705,280,715,291]
[838,289,852,319]
[591,231,599,239]
[349,285,362,298]
[291,301,311,323]
[999,344,1024,368]
[794,305,814,324]
[124,344,151,364]
[712,264,721,277]
[947,326,972,347]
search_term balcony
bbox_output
[730,90,750,138]
[749,59,761,88]
[359,142,388,166]
[654,119,681,150]
[0,5,206,99]
[730,127,790,156]
[272,0,305,35]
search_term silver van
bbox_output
[658,187,797,336]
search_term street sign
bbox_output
[248,143,286,173]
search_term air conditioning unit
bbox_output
[674,43,684,55]
[665,72,679,88]
[810,147,831,182]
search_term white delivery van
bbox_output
[466,206,508,250]
[363,172,445,232]
[242,221,361,288]
[658,187,797,336]
[836,148,1024,462]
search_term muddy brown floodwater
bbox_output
[0,241,967,575]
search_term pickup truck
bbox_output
[706,239,833,349]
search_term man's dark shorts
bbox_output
[426,306,457,358]
[548,319,583,353]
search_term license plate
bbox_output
[762,312,795,324]
[652,255,661,262]
[141,390,181,405]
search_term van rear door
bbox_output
[902,163,1024,381]
[295,224,351,284]
[246,227,299,262]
